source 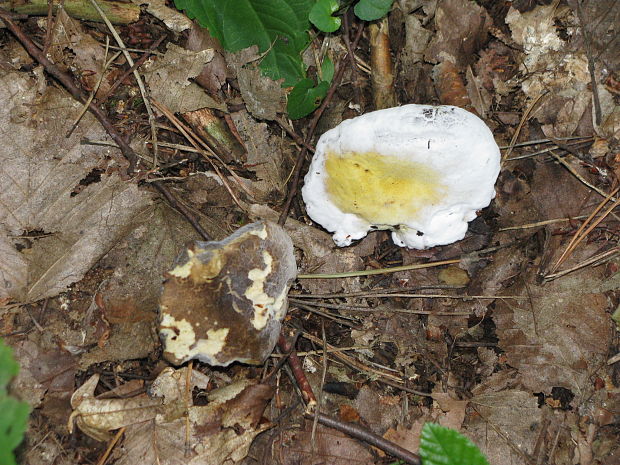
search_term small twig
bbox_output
[298,258,461,279]
[343,9,363,111]
[575,0,602,125]
[96,34,166,106]
[184,362,192,457]
[550,186,620,272]
[67,37,119,138]
[500,135,592,150]
[278,23,365,226]
[310,323,328,453]
[549,150,617,202]
[150,99,246,208]
[308,413,421,465]
[95,427,125,465]
[277,330,317,409]
[499,214,591,231]
[502,92,546,163]
[88,0,159,165]
[544,246,619,281]
[504,139,593,161]
[152,182,211,241]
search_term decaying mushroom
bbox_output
[159,221,296,366]
[302,104,501,249]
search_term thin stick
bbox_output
[309,413,421,465]
[575,1,602,125]
[499,136,592,150]
[298,258,461,279]
[505,139,593,161]
[502,92,546,162]
[88,0,159,165]
[544,247,619,281]
[95,427,126,465]
[549,150,617,201]
[499,215,590,231]
[550,186,620,272]
[96,34,166,106]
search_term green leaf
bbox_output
[173,0,314,86]
[0,339,18,392]
[353,0,393,21]
[320,56,335,82]
[0,339,30,465]
[309,0,341,32]
[287,78,330,119]
[419,423,490,465]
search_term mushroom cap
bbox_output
[159,221,296,366]
[301,104,501,249]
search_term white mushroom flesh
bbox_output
[302,104,501,249]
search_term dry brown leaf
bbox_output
[131,0,192,32]
[45,9,109,95]
[118,374,273,465]
[505,4,608,137]
[0,69,153,302]
[69,366,272,465]
[232,110,292,202]
[494,262,612,394]
[226,47,286,121]
[465,389,543,465]
[143,43,224,113]
[425,0,492,67]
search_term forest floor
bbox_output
[0,0,619,464]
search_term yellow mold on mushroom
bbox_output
[324,151,446,225]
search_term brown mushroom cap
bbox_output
[159,221,297,366]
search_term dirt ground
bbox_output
[1,0,619,464]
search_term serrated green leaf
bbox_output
[0,339,30,465]
[420,423,490,465]
[287,78,330,119]
[320,56,335,82]
[353,0,393,21]
[173,0,314,86]
[309,0,342,32]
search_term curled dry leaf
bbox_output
[143,43,224,113]
[159,221,297,366]
[69,367,274,465]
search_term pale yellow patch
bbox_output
[193,328,229,357]
[168,248,223,283]
[249,225,268,239]
[160,313,229,361]
[168,250,196,278]
[160,313,196,360]
[324,151,446,225]
[244,251,278,330]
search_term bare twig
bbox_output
[308,413,421,465]
[88,0,159,165]
[574,0,602,125]
[96,34,166,106]
[550,186,620,272]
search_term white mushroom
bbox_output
[302,104,501,249]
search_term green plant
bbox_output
[0,338,30,465]
[419,423,490,465]
[173,0,394,118]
